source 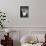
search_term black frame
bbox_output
[20,6,29,18]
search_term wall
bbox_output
[32,0,46,27]
[0,0,32,27]
[0,0,46,28]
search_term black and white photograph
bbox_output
[20,6,29,18]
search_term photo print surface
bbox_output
[20,6,29,18]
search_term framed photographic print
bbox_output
[20,6,29,18]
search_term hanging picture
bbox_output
[20,6,29,18]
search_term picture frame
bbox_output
[20,6,29,18]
